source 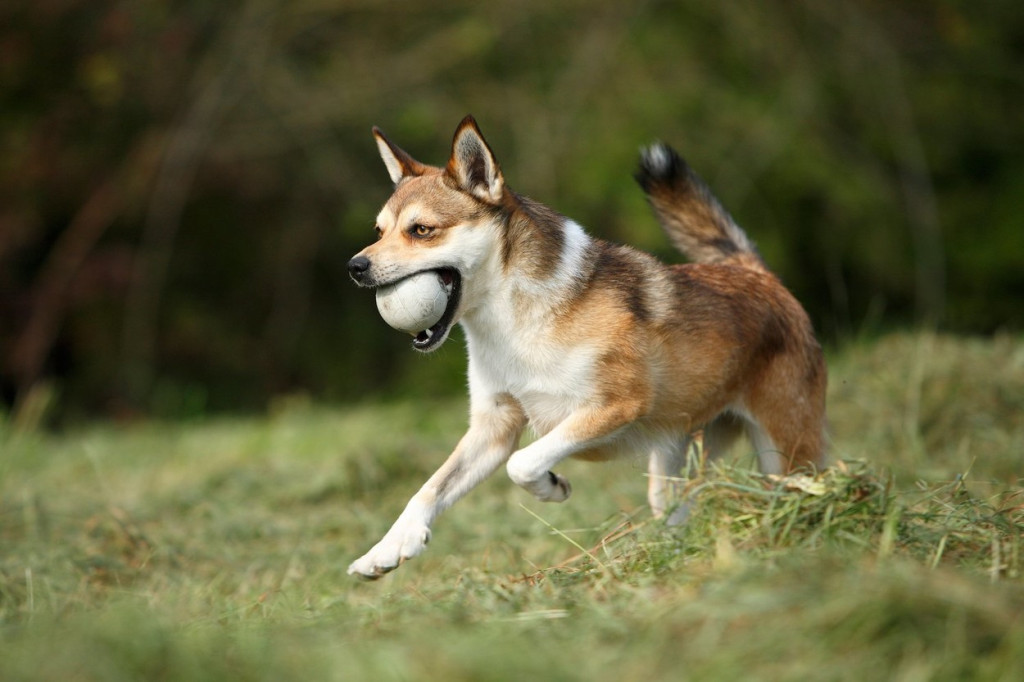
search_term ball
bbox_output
[375,271,450,334]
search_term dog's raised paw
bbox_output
[541,470,572,503]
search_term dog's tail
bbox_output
[635,143,765,272]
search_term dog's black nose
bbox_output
[348,256,371,281]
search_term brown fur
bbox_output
[345,116,827,578]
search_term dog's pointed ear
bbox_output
[373,127,427,185]
[447,115,504,204]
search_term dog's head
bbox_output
[348,115,507,352]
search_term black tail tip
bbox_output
[634,142,688,191]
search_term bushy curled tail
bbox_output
[635,143,765,272]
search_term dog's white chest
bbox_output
[465,322,596,433]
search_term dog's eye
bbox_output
[411,224,434,238]
[374,226,383,240]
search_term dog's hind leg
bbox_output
[741,352,827,474]
[737,399,824,475]
[651,414,746,525]
[744,410,824,475]
[647,437,687,520]
[743,417,784,475]
[704,412,746,461]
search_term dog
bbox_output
[346,115,826,578]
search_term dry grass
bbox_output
[1,332,1023,681]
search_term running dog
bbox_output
[346,116,826,578]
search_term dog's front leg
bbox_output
[347,395,525,579]
[506,402,643,502]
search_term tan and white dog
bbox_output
[346,115,826,578]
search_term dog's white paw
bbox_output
[536,471,572,503]
[347,522,431,579]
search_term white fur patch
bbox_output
[509,218,592,305]
[555,219,591,289]
[461,218,600,430]
[641,143,673,176]
[376,136,406,185]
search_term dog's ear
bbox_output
[447,115,504,204]
[373,127,427,185]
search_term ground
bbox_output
[1,332,1023,681]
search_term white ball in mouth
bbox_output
[375,271,450,334]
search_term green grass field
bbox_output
[2,332,1023,681]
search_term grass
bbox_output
[1,331,1023,681]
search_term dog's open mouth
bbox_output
[412,267,461,352]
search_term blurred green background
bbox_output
[2,0,1022,421]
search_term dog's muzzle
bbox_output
[348,256,371,284]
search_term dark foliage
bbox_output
[2,0,1022,420]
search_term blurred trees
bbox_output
[1,0,1022,420]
